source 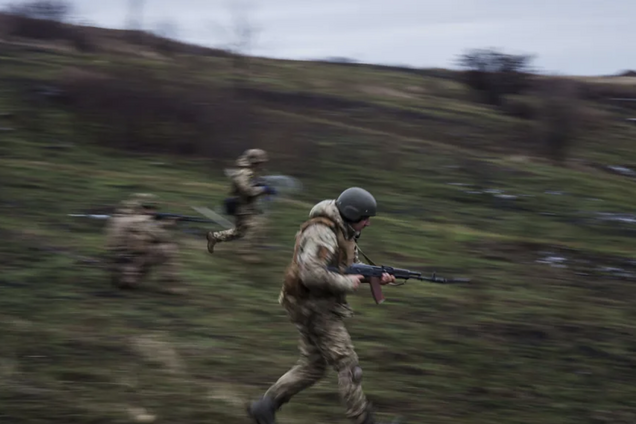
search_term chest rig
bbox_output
[282,216,356,299]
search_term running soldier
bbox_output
[206,149,276,258]
[247,187,398,424]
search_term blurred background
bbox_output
[1,1,635,423]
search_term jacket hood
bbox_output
[308,199,356,239]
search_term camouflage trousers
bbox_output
[109,243,181,288]
[212,213,266,250]
[264,312,370,423]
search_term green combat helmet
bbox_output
[336,187,377,223]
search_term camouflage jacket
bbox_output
[279,199,364,320]
[105,208,173,254]
[225,166,267,216]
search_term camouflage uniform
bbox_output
[259,199,373,424]
[104,193,182,291]
[207,149,272,255]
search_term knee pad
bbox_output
[337,363,362,385]
[352,365,363,384]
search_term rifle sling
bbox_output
[356,244,377,266]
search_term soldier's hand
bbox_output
[380,273,396,285]
[348,274,364,290]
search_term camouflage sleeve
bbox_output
[233,169,266,198]
[297,224,356,294]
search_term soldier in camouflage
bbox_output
[104,193,184,294]
[206,149,276,257]
[247,187,398,424]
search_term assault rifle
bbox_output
[328,263,470,304]
[69,213,215,224]
[153,212,214,223]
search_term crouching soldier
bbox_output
[104,193,185,294]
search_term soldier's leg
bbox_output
[148,243,181,282]
[248,324,327,423]
[314,316,372,424]
[146,243,185,294]
[236,215,263,259]
[207,215,249,253]
[111,253,146,289]
[263,324,327,406]
[243,214,268,250]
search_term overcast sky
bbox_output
[3,0,634,75]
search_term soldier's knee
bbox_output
[338,363,363,385]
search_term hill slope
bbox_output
[1,31,636,424]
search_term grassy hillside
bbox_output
[1,28,636,424]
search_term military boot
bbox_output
[246,396,277,424]
[206,232,217,254]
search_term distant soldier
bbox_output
[104,193,184,294]
[206,149,277,257]
[247,187,398,424]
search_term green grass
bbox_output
[1,42,636,424]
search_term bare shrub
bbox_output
[3,1,97,52]
[5,0,71,22]
[57,66,253,163]
[536,79,580,164]
[502,95,539,120]
[55,65,319,174]
[458,48,535,106]
[4,0,70,39]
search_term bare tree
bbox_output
[126,0,144,30]
[5,0,72,22]
[538,78,580,164]
[125,0,145,43]
[209,0,261,87]
[457,48,535,105]
[3,0,73,41]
